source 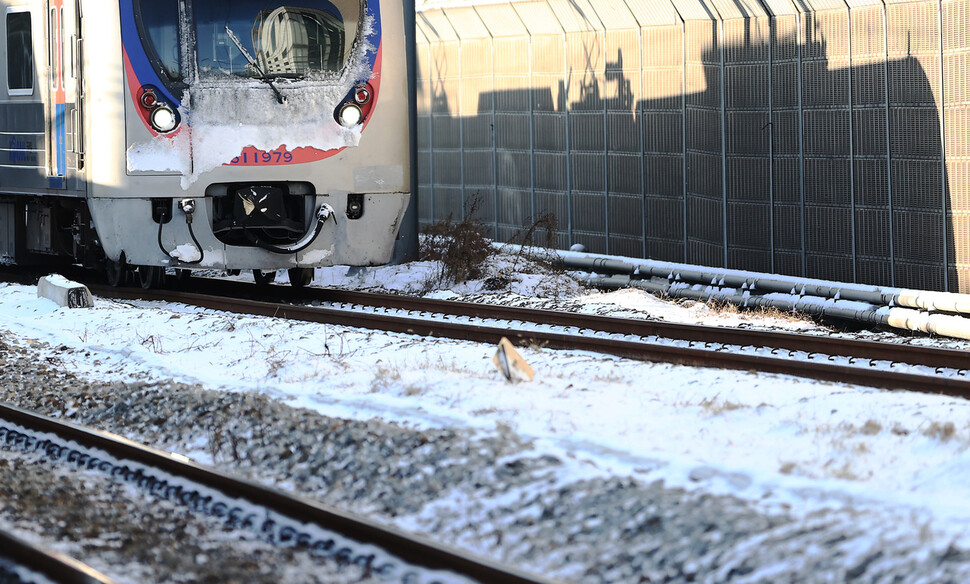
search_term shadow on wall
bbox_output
[417,15,959,292]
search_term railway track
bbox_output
[0,528,114,584]
[88,280,970,398]
[0,401,554,584]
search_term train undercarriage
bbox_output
[0,194,315,289]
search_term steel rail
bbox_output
[305,288,970,371]
[168,279,970,372]
[0,402,555,584]
[90,284,970,398]
[0,529,115,584]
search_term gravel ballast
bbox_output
[2,334,970,583]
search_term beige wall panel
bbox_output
[759,0,799,15]
[642,24,684,108]
[722,16,770,65]
[850,1,890,284]
[708,0,746,20]
[885,0,946,289]
[624,0,682,25]
[493,75,532,111]
[512,2,565,35]
[888,2,943,108]
[418,9,460,41]
[415,18,430,44]
[566,30,605,74]
[415,0,970,290]
[683,15,724,267]
[798,0,850,11]
[494,37,531,75]
[461,77,495,114]
[530,33,566,112]
[427,43,461,116]
[949,211,970,275]
[531,34,566,75]
[606,27,642,72]
[644,67,685,104]
[944,0,970,289]
[643,24,683,68]
[802,9,849,59]
[416,39,434,115]
[566,71,606,112]
[459,37,493,78]
[723,14,772,271]
[728,0,771,17]
[684,20,718,101]
[475,4,528,37]
[547,0,603,32]
[587,0,638,29]
[416,13,437,41]
[442,6,491,39]
[850,4,886,60]
[606,29,642,112]
[670,0,721,20]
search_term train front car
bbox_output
[89,0,409,287]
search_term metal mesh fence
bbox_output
[416,0,968,292]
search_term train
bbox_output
[0,0,413,288]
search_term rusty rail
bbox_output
[0,528,115,584]
[0,402,555,584]
[90,283,970,398]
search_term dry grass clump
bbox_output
[508,214,562,269]
[420,209,494,289]
[677,394,748,416]
[700,297,817,327]
[921,421,957,442]
[370,362,402,394]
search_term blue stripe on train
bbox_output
[49,103,66,190]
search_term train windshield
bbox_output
[134,0,182,82]
[193,0,360,79]
[133,0,361,86]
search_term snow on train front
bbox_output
[86,0,410,286]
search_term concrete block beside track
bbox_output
[37,274,94,308]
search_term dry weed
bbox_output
[922,421,957,442]
[403,384,427,397]
[826,460,864,481]
[370,362,402,394]
[420,199,494,289]
[694,395,747,415]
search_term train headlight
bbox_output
[338,103,363,128]
[150,105,178,133]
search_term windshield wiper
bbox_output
[224,25,285,104]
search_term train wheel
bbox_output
[253,269,276,286]
[137,266,166,289]
[288,268,313,288]
[105,253,129,287]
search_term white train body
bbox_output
[0,0,411,281]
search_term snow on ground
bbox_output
[2,251,970,550]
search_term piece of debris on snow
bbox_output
[493,337,535,383]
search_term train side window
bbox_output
[7,10,34,96]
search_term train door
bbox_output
[45,0,83,192]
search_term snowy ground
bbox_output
[2,249,970,579]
